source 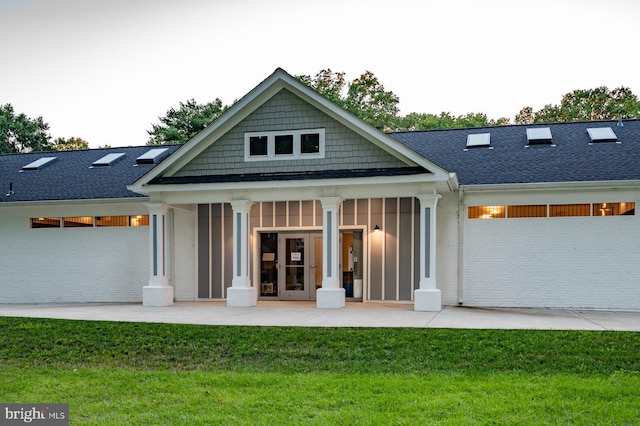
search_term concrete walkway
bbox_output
[1,301,639,330]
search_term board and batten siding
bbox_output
[172,207,196,302]
[194,197,458,303]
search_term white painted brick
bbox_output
[0,203,150,303]
[461,191,640,311]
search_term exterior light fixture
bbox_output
[374,224,380,232]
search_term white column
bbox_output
[317,197,345,309]
[143,203,174,307]
[414,194,442,311]
[227,200,257,307]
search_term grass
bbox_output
[1,317,639,424]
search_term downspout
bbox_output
[457,188,465,305]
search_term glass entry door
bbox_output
[278,233,321,301]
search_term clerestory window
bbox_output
[245,129,325,161]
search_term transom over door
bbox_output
[278,233,321,301]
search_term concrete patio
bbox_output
[1,301,639,330]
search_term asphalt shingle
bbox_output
[0,145,179,203]
[389,119,640,185]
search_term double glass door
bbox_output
[278,233,322,301]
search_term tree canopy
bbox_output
[394,112,509,131]
[297,69,400,130]
[515,86,640,124]
[298,69,509,131]
[147,98,228,145]
[52,136,89,151]
[0,104,53,154]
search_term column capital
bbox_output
[145,202,169,214]
[230,200,254,212]
[319,197,342,210]
[417,194,442,207]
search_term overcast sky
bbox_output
[1,0,639,148]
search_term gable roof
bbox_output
[390,120,640,187]
[0,146,178,204]
[129,68,453,194]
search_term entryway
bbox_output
[258,230,363,301]
[279,233,322,300]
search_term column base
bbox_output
[143,286,174,307]
[316,288,346,309]
[227,286,258,307]
[414,289,441,312]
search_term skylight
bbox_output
[526,127,553,144]
[92,153,125,167]
[136,148,168,164]
[21,157,57,171]
[466,133,491,148]
[587,127,618,143]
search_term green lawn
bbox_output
[1,317,639,425]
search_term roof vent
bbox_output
[526,127,553,145]
[92,153,125,167]
[21,157,57,171]
[587,127,618,143]
[136,148,168,164]
[466,133,491,149]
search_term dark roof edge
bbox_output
[151,167,428,185]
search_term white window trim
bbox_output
[244,128,325,162]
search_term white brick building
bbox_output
[1,69,638,311]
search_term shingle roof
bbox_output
[389,119,640,186]
[0,145,179,203]
[3,120,639,204]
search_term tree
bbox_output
[298,69,399,130]
[299,69,510,131]
[344,71,400,130]
[515,86,640,124]
[147,98,228,145]
[53,136,89,151]
[394,111,509,131]
[297,69,346,106]
[0,103,53,154]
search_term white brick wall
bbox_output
[0,202,150,303]
[436,192,460,305]
[462,190,640,310]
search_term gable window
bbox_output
[245,129,325,161]
[249,136,268,156]
[275,134,294,155]
[301,133,320,154]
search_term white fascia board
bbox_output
[0,197,149,209]
[460,179,640,193]
[141,173,442,196]
[149,180,439,205]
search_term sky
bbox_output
[1,0,639,148]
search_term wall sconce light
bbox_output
[373,224,381,232]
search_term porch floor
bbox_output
[1,301,639,330]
